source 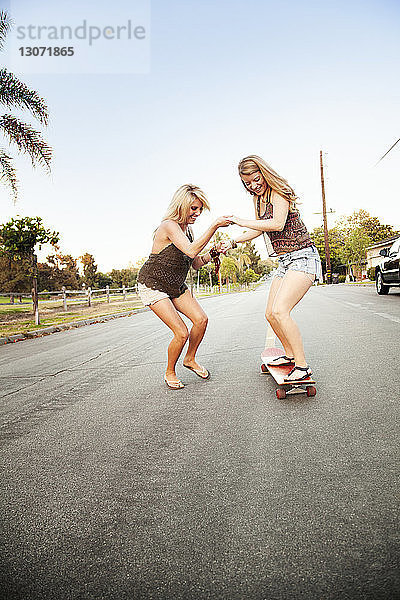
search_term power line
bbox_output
[375,138,400,165]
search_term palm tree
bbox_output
[231,246,251,275]
[0,10,51,201]
[220,256,238,285]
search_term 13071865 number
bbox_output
[19,47,74,57]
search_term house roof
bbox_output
[366,235,400,250]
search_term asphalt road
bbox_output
[0,283,399,600]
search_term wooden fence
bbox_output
[1,282,259,325]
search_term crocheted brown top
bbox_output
[137,228,193,298]
[257,188,312,255]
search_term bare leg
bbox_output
[149,298,189,384]
[269,270,313,377]
[265,276,294,357]
[172,289,209,373]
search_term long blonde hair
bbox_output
[238,155,299,212]
[163,184,210,224]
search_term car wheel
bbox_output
[376,271,389,295]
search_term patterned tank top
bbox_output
[257,188,312,255]
[137,227,194,298]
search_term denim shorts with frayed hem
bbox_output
[275,245,322,281]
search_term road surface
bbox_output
[0,283,398,599]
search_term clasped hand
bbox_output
[215,215,244,228]
[212,215,245,254]
[214,215,233,228]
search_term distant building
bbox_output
[366,236,400,269]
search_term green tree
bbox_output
[310,226,346,273]
[242,240,262,273]
[0,11,52,201]
[0,216,59,257]
[212,231,231,249]
[257,259,275,276]
[38,252,80,291]
[0,216,59,318]
[119,268,137,287]
[220,256,238,284]
[340,227,372,273]
[242,268,259,285]
[80,253,97,287]
[347,209,399,243]
[107,268,137,288]
[311,209,398,277]
[198,262,217,286]
[96,272,113,289]
[0,253,31,296]
[109,269,122,287]
[231,246,251,276]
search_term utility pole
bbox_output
[320,150,332,284]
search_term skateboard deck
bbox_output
[261,347,317,399]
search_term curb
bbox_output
[0,307,149,346]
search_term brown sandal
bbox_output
[267,355,295,367]
[284,366,312,382]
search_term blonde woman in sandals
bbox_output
[137,184,231,389]
[223,156,322,383]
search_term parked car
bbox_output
[375,237,400,294]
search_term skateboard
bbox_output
[260,347,317,399]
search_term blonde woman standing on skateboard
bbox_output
[137,184,231,389]
[223,155,322,383]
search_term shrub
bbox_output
[367,267,375,281]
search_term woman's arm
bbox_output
[219,228,261,253]
[192,253,210,270]
[162,217,231,259]
[218,200,263,252]
[230,192,289,232]
[192,241,226,270]
[234,229,263,243]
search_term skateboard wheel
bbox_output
[261,363,268,373]
[276,388,286,399]
[307,386,317,397]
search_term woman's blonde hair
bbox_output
[163,184,210,224]
[238,155,299,212]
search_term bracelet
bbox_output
[209,246,221,275]
[209,246,220,258]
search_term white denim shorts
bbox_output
[138,283,169,306]
[275,245,322,282]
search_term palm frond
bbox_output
[0,10,12,51]
[0,114,52,171]
[0,149,18,203]
[0,69,49,125]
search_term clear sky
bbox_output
[1,0,399,271]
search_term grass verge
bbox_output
[0,298,145,338]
